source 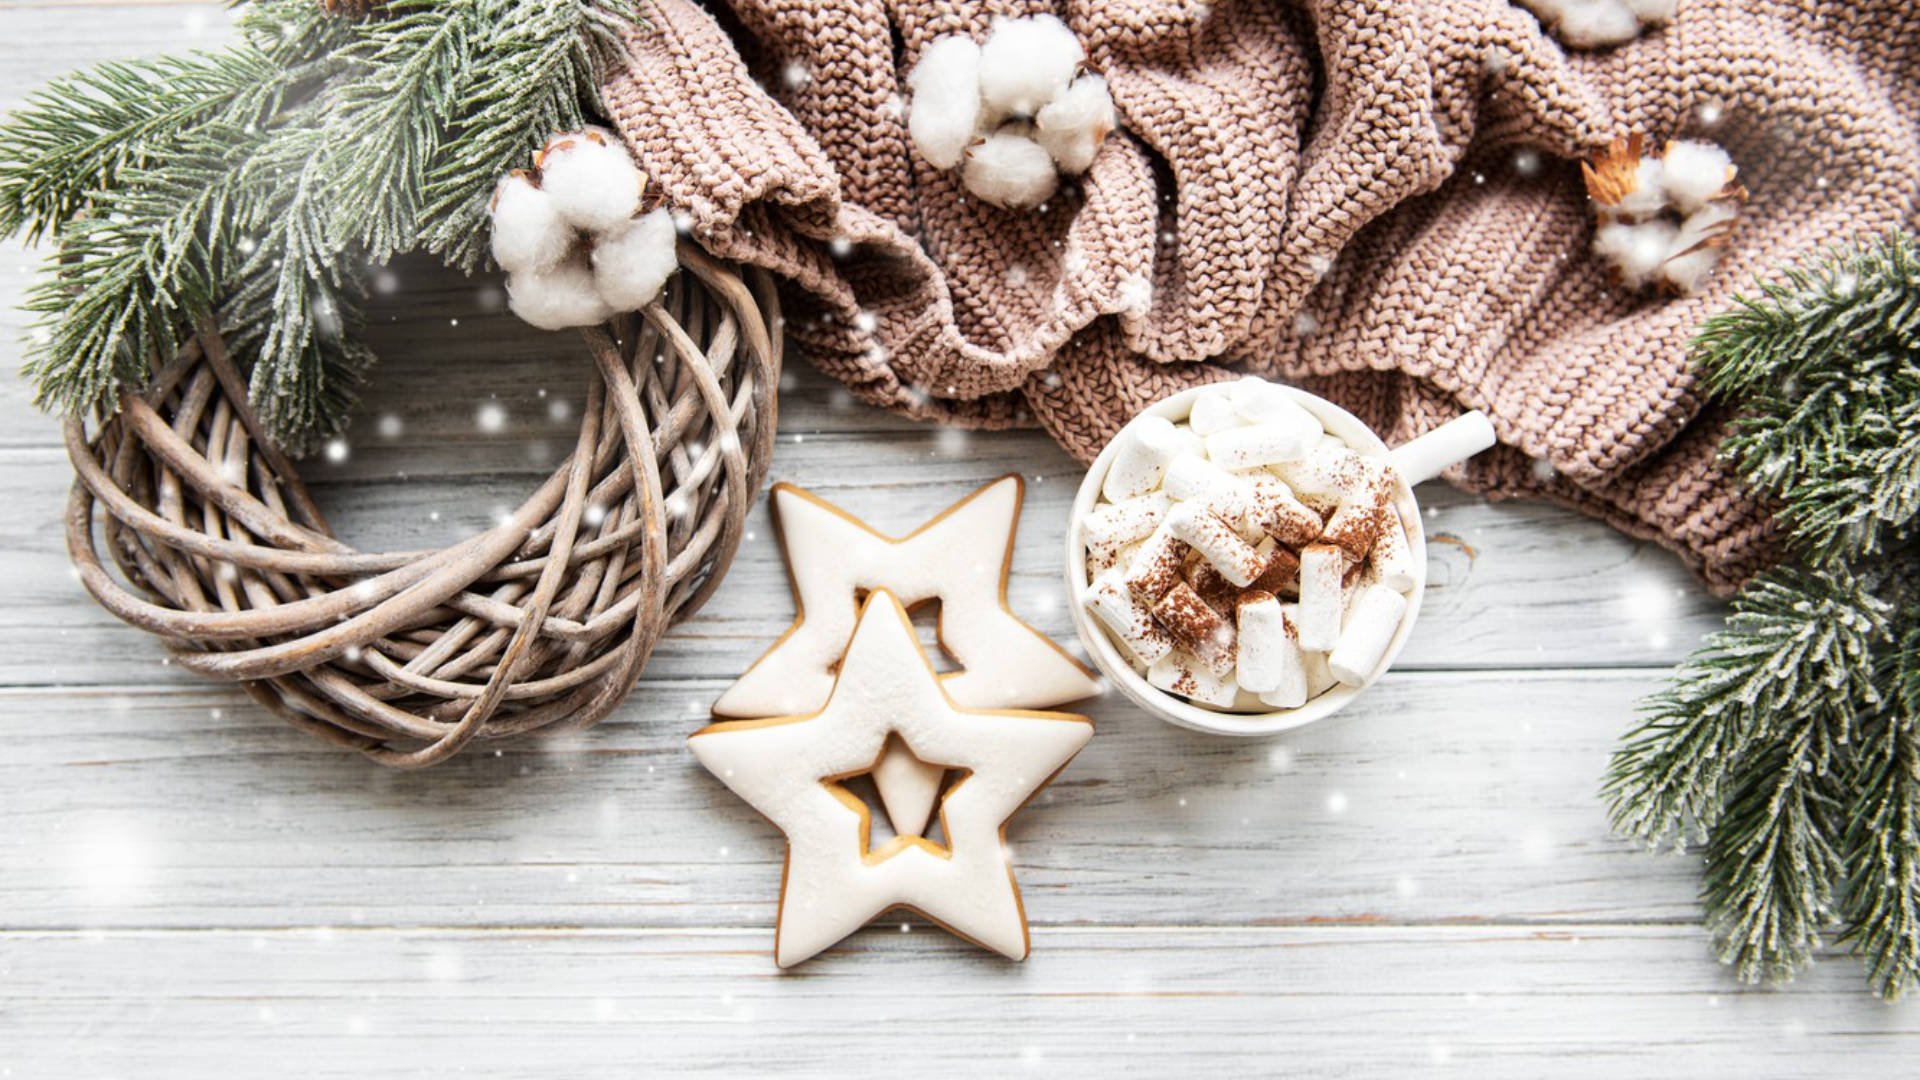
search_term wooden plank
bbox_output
[0,670,1711,929]
[3,926,1914,1078]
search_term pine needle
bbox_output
[0,0,639,451]
[1614,230,1920,999]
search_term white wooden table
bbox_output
[4,5,1916,1076]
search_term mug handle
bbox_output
[1388,411,1497,486]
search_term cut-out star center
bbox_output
[822,735,970,861]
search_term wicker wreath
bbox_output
[64,244,780,767]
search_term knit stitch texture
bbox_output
[601,0,1920,593]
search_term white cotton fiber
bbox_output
[978,14,1084,120]
[508,259,613,331]
[1610,156,1668,220]
[1553,0,1642,48]
[591,207,679,312]
[1035,74,1115,174]
[1659,201,1738,294]
[489,171,573,274]
[1659,140,1734,214]
[1622,0,1680,23]
[962,131,1058,209]
[1593,219,1678,289]
[538,129,644,234]
[907,36,985,170]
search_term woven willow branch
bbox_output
[64,244,781,767]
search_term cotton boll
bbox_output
[907,36,985,170]
[1035,75,1115,174]
[1516,0,1579,25]
[508,259,613,331]
[591,207,679,312]
[489,170,573,274]
[1660,140,1734,214]
[1609,156,1667,220]
[1623,0,1679,23]
[978,14,1084,120]
[537,129,644,233]
[1554,0,1643,48]
[962,131,1059,209]
[1594,219,1677,289]
[1659,202,1738,294]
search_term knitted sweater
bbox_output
[601,0,1920,593]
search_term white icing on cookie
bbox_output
[690,591,1094,967]
[712,476,1099,834]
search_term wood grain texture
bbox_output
[1,671,1705,930]
[2,5,1911,1077]
[5,927,1918,1079]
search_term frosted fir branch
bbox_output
[421,0,639,270]
[1,0,639,448]
[1839,626,1920,1000]
[1702,722,1847,986]
[1695,230,1920,564]
[1605,566,1892,845]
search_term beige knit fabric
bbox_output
[601,0,1920,593]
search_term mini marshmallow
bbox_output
[978,14,1084,120]
[1320,458,1395,561]
[1660,140,1736,215]
[1084,490,1172,549]
[1247,538,1302,598]
[1163,453,1253,508]
[1328,585,1409,687]
[1593,218,1678,290]
[1226,377,1324,441]
[1369,507,1417,592]
[1123,519,1188,600]
[1149,649,1240,708]
[1233,591,1289,694]
[962,131,1059,209]
[1151,580,1235,677]
[507,259,613,331]
[489,171,572,274]
[1206,421,1319,472]
[1103,416,1190,502]
[1186,390,1244,437]
[1270,445,1364,511]
[1166,502,1265,587]
[1303,644,1339,698]
[1296,542,1347,652]
[1034,74,1115,175]
[1254,602,1312,708]
[907,36,985,170]
[1087,536,1143,578]
[1183,554,1240,613]
[590,207,679,312]
[537,128,644,233]
[1245,474,1322,547]
[1085,569,1174,664]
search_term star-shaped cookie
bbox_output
[712,475,1098,836]
[690,589,1094,967]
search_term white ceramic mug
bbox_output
[1064,381,1496,736]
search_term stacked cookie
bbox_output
[1080,378,1417,710]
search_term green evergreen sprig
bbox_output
[1606,230,1920,1000]
[0,0,635,451]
